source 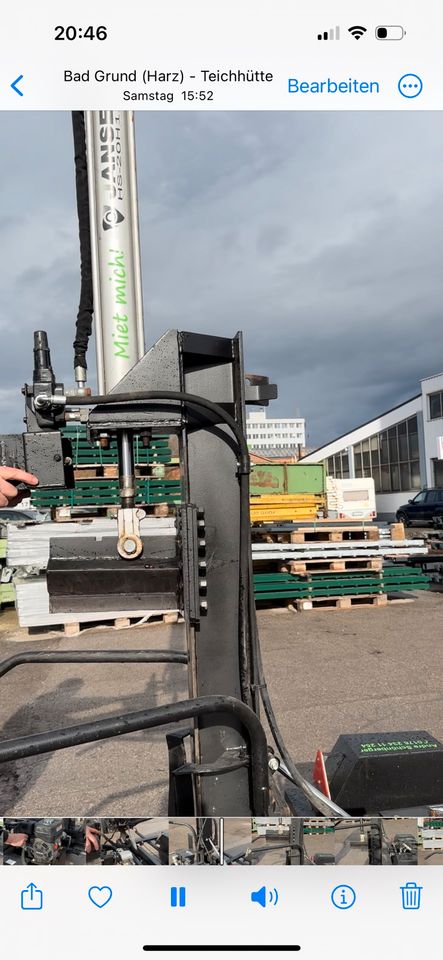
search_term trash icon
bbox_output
[400,882,422,910]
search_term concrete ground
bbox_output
[0,589,442,815]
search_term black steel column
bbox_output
[180,331,253,816]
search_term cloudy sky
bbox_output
[0,111,441,446]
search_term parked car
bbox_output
[396,489,443,527]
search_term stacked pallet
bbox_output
[8,517,177,630]
[7,517,175,569]
[250,493,326,523]
[252,520,429,611]
[31,425,181,518]
[0,535,15,610]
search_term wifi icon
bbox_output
[348,25,367,39]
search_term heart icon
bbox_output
[88,886,113,909]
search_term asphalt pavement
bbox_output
[0,589,442,815]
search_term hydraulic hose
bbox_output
[71,112,93,378]
[65,389,250,474]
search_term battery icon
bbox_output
[375,25,405,40]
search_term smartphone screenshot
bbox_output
[0,1,442,957]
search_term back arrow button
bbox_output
[11,75,24,96]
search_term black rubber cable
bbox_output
[71,112,93,373]
[65,390,250,473]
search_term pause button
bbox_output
[170,886,187,908]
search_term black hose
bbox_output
[65,389,250,474]
[72,112,93,373]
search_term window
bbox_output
[408,418,419,459]
[381,463,391,492]
[362,439,370,473]
[398,421,408,462]
[388,427,398,464]
[411,460,421,489]
[380,432,389,465]
[400,463,410,490]
[429,391,443,420]
[350,414,421,493]
[426,490,441,504]
[412,491,426,503]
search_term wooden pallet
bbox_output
[73,464,174,480]
[52,502,172,522]
[31,610,183,638]
[290,593,388,612]
[280,557,383,575]
[290,525,380,543]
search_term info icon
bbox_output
[331,885,356,910]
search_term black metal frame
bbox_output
[0,650,188,678]
[0,694,269,815]
[0,329,277,816]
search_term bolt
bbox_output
[64,457,73,466]
[198,539,206,550]
[268,757,279,772]
[123,538,137,555]
[53,454,62,462]
[200,601,208,614]
[199,579,207,593]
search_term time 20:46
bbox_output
[54,25,108,40]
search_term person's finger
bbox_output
[0,467,38,485]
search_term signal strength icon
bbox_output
[348,25,367,39]
[317,26,340,40]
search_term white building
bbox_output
[301,372,443,517]
[246,410,305,456]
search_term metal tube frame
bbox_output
[0,650,188,679]
[0,695,269,816]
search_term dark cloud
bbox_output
[0,110,441,444]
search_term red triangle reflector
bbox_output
[313,749,331,798]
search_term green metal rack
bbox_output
[253,566,430,602]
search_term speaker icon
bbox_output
[250,886,279,908]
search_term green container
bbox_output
[249,463,325,496]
